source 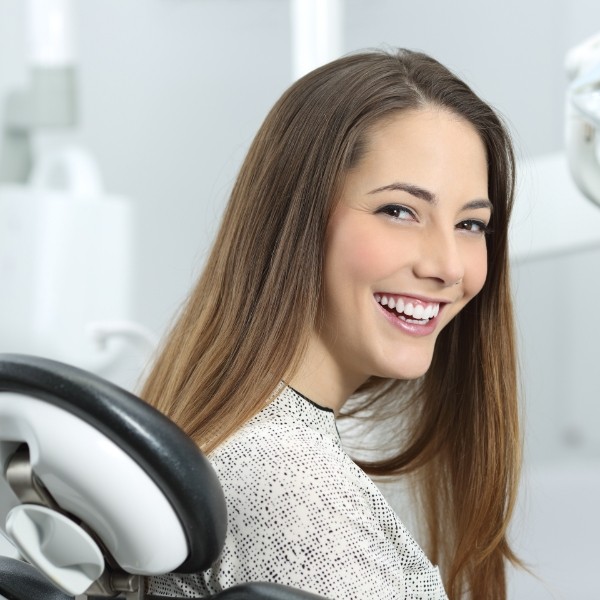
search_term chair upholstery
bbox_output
[0,555,73,600]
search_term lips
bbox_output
[374,293,441,323]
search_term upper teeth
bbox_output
[375,294,440,319]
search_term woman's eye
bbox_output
[456,219,491,235]
[375,204,416,221]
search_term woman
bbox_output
[144,49,521,600]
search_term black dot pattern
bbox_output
[148,387,447,599]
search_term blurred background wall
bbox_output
[2,0,597,334]
[1,1,599,597]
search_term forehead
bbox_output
[344,107,489,198]
[370,107,484,161]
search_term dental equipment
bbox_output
[0,0,77,184]
[0,0,154,380]
[565,31,600,208]
[0,146,139,375]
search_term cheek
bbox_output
[464,245,488,298]
[326,221,390,293]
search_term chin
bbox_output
[376,353,434,381]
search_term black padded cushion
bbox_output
[0,354,227,573]
[0,556,74,600]
[146,582,329,599]
[211,582,329,599]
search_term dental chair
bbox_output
[0,354,326,600]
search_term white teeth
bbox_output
[375,295,441,322]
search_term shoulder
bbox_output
[208,403,400,551]
[209,410,348,489]
[204,411,408,597]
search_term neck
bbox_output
[286,333,367,413]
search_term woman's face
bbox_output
[316,107,490,392]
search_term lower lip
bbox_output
[375,301,441,337]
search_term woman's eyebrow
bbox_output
[462,198,493,212]
[368,182,437,204]
[368,182,493,213]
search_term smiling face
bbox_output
[290,107,491,408]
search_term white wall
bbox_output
[513,246,600,462]
[3,0,600,338]
[75,0,294,331]
[1,0,598,464]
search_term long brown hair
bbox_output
[142,49,521,599]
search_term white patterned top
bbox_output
[148,386,448,599]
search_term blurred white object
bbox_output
[565,31,600,208]
[26,0,75,67]
[511,153,600,261]
[86,321,158,356]
[0,531,19,559]
[565,31,600,81]
[0,0,78,184]
[291,0,343,80]
[6,504,105,596]
[0,146,143,373]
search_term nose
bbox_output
[413,228,465,287]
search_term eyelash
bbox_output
[456,219,493,235]
[375,204,416,221]
[375,204,492,235]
